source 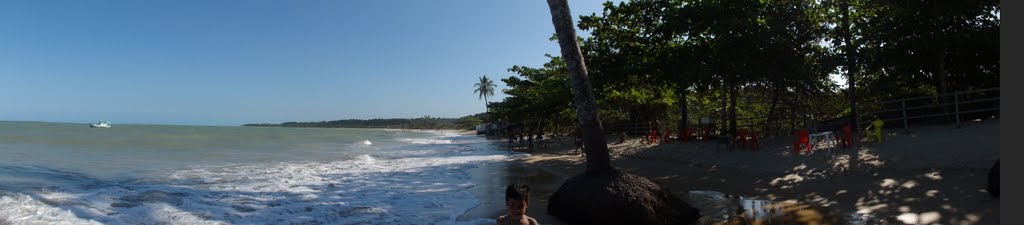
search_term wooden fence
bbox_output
[857,87,999,132]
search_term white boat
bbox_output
[90,121,111,128]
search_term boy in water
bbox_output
[497,182,539,225]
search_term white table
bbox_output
[808,131,835,154]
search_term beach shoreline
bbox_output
[461,118,999,225]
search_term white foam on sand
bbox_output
[0,135,527,225]
[396,138,454,145]
[0,192,103,225]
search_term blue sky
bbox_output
[0,0,614,126]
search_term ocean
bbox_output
[0,121,521,224]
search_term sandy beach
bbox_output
[464,118,999,225]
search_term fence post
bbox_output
[902,100,909,133]
[955,92,961,128]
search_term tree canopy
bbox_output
[485,0,998,136]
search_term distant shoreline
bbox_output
[242,115,483,131]
[243,124,476,133]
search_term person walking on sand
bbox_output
[866,117,885,143]
[535,128,546,148]
[574,128,585,157]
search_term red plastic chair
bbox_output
[647,128,660,145]
[736,129,748,149]
[748,130,759,151]
[682,127,694,142]
[837,124,853,148]
[793,129,811,154]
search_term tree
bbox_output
[473,75,497,112]
[497,56,576,132]
[545,1,700,224]
[454,115,483,130]
[578,0,699,136]
[547,0,611,173]
[838,0,861,146]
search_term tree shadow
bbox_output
[599,127,998,225]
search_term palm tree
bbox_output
[546,0,610,173]
[474,75,496,112]
[544,1,700,225]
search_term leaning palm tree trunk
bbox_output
[546,0,611,173]
[544,1,701,224]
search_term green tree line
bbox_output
[485,0,999,137]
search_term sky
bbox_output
[0,0,616,126]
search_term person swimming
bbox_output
[496,182,539,225]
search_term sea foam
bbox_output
[396,138,454,145]
[0,134,523,225]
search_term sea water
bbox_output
[0,121,521,224]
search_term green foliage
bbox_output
[847,0,1000,98]
[454,115,483,130]
[486,0,997,134]
[474,75,498,112]
[487,55,576,131]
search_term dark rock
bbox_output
[987,159,999,198]
[119,190,187,205]
[547,169,701,225]
[110,202,141,208]
[232,205,257,213]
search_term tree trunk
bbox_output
[546,0,611,173]
[677,83,689,140]
[841,0,859,148]
[483,95,489,113]
[937,50,951,122]
[937,52,947,96]
[789,97,797,131]
[720,79,729,135]
[729,85,738,135]
[765,85,780,136]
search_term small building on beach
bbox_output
[477,122,510,137]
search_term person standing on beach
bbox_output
[527,132,534,150]
[617,129,627,144]
[519,131,526,149]
[648,120,661,144]
[535,128,546,148]
[507,131,515,151]
[574,128,585,157]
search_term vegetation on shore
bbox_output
[242,114,484,130]
[485,0,999,137]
